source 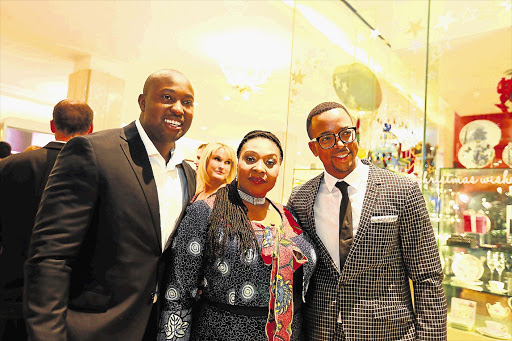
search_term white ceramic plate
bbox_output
[503,143,512,167]
[458,141,495,168]
[459,120,502,146]
[476,327,512,340]
[451,254,484,282]
[451,278,483,286]
[486,285,508,295]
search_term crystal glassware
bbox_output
[495,253,506,283]
[487,250,496,281]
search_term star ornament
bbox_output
[461,7,478,23]
[390,156,401,167]
[341,82,348,94]
[333,76,341,89]
[435,11,456,31]
[292,71,305,84]
[406,19,424,38]
[370,27,381,40]
[500,0,512,11]
[348,94,356,107]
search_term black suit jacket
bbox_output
[23,122,196,341]
[0,141,63,319]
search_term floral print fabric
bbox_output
[157,197,316,341]
[253,205,308,340]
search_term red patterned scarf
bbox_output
[252,203,308,341]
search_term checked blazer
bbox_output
[287,159,447,341]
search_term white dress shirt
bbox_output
[313,157,369,272]
[135,119,188,251]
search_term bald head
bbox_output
[142,69,193,96]
[138,69,195,162]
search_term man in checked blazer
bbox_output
[0,99,93,340]
[287,102,446,340]
[23,70,196,341]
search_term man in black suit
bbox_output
[24,69,197,341]
[0,99,94,340]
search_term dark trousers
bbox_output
[142,302,158,341]
[0,318,27,341]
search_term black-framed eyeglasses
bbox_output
[310,127,357,149]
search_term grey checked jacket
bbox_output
[286,159,447,341]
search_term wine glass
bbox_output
[487,251,496,281]
[495,253,506,283]
[505,254,512,272]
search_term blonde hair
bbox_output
[196,142,237,195]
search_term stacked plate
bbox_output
[476,327,511,340]
[458,120,501,169]
[451,254,484,284]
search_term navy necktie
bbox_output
[335,181,353,270]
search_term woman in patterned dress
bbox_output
[157,130,317,341]
[192,142,237,202]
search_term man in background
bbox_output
[0,141,12,159]
[195,142,207,169]
[287,102,446,340]
[24,69,196,341]
[0,99,94,341]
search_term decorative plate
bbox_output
[451,254,484,282]
[459,120,501,146]
[503,142,512,167]
[458,141,495,168]
[476,327,512,340]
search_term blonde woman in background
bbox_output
[193,142,236,202]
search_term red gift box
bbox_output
[463,210,491,234]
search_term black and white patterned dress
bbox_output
[157,197,317,341]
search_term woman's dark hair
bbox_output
[207,130,284,259]
[236,130,283,164]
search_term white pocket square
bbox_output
[371,215,398,223]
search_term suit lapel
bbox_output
[120,122,162,252]
[341,161,382,280]
[181,161,196,204]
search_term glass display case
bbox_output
[437,168,512,338]
[292,168,323,187]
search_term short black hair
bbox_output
[237,130,284,163]
[306,102,353,139]
[0,141,11,158]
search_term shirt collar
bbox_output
[135,118,185,166]
[323,157,366,193]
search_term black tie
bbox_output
[335,181,353,271]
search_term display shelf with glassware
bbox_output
[437,167,512,338]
